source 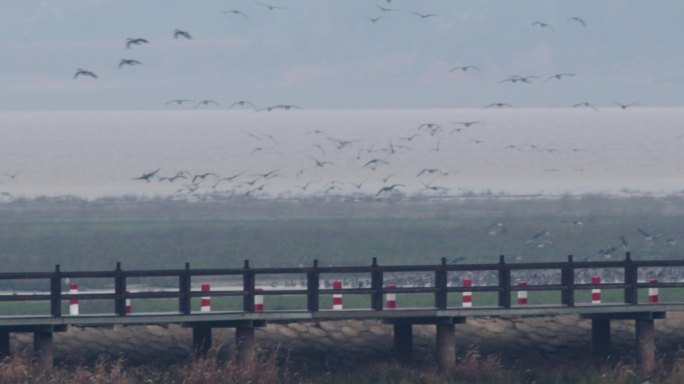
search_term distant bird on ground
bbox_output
[133,169,160,182]
[573,102,598,111]
[532,21,554,30]
[126,38,149,49]
[165,99,194,106]
[230,100,256,109]
[375,184,404,197]
[449,65,479,72]
[485,102,513,108]
[174,29,192,39]
[194,100,221,109]
[222,10,249,18]
[74,68,97,79]
[612,100,638,110]
[568,17,587,27]
[118,59,142,68]
[412,12,436,19]
[258,2,285,11]
[545,73,575,81]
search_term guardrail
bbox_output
[1,252,682,317]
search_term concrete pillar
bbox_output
[393,323,413,362]
[236,326,255,366]
[591,318,611,358]
[192,325,212,356]
[436,323,455,371]
[33,331,54,370]
[0,331,9,358]
[636,319,655,373]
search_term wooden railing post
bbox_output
[179,262,191,315]
[562,255,575,307]
[50,264,62,317]
[435,257,447,310]
[371,258,384,311]
[498,255,511,308]
[243,260,255,312]
[307,259,320,312]
[114,262,127,316]
[624,252,638,304]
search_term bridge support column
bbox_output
[591,318,611,358]
[636,319,655,373]
[236,326,255,366]
[0,330,9,359]
[393,323,413,362]
[192,325,212,356]
[436,323,455,371]
[33,330,53,370]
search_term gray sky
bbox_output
[2,0,683,110]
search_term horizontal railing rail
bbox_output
[0,252,681,318]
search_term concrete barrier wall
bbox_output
[9,313,684,370]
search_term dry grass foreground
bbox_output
[3,348,684,384]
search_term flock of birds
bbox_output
[71,1,639,112]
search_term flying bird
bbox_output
[568,17,587,27]
[192,172,218,184]
[230,100,256,109]
[118,59,142,68]
[376,5,395,12]
[545,73,575,81]
[453,121,482,128]
[366,16,386,23]
[417,168,448,177]
[375,184,404,197]
[222,10,249,18]
[485,102,513,108]
[174,29,192,39]
[194,100,221,109]
[258,2,285,11]
[531,21,554,30]
[165,99,194,106]
[573,102,598,111]
[126,38,149,49]
[133,169,160,182]
[449,65,479,72]
[612,100,638,110]
[412,12,436,19]
[74,68,97,79]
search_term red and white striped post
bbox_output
[385,284,396,309]
[648,279,659,303]
[69,283,79,315]
[332,280,343,310]
[254,288,264,312]
[200,283,211,312]
[125,290,132,314]
[517,281,528,305]
[462,278,473,307]
[591,275,601,304]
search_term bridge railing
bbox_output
[1,252,683,317]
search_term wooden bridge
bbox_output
[1,252,683,372]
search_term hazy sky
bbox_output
[2,0,683,110]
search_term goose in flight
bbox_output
[573,102,598,111]
[545,73,575,81]
[165,99,194,105]
[133,169,160,182]
[417,168,448,177]
[499,75,537,84]
[485,102,513,108]
[258,2,285,11]
[222,10,249,18]
[531,21,554,30]
[612,100,638,110]
[192,172,218,184]
[363,158,389,170]
[126,38,149,49]
[568,17,587,27]
[194,100,221,109]
[449,65,479,72]
[230,100,256,109]
[412,12,436,19]
[366,16,386,23]
[376,5,395,12]
[256,104,301,112]
[74,68,98,79]
[375,184,404,197]
[174,29,192,39]
[119,59,142,68]
[311,158,334,168]
[453,121,482,128]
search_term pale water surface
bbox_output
[0,108,682,199]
